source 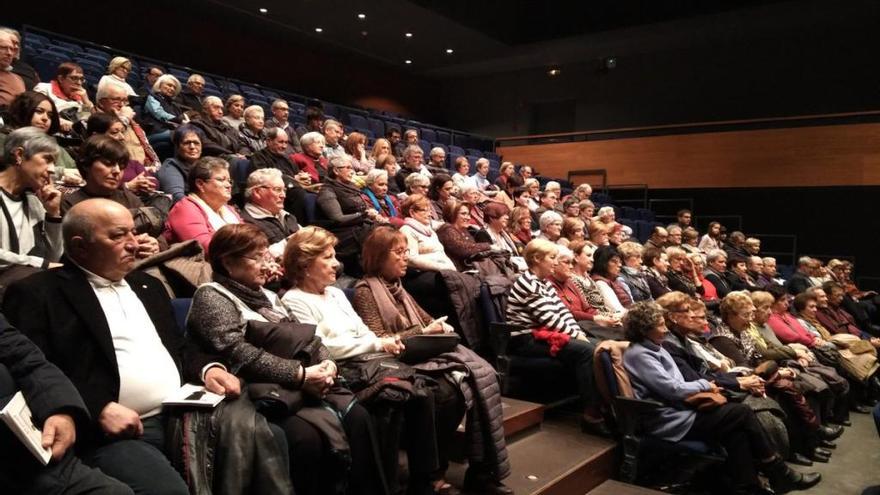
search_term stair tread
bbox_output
[587,479,666,495]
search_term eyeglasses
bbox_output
[243,250,271,264]
[391,247,408,257]
[66,75,85,83]
[258,185,285,194]
[210,177,232,184]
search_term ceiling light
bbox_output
[357,13,366,19]
[315,27,323,33]
[405,32,413,38]
[405,60,412,64]
[446,48,454,54]
[361,31,368,36]
[547,68,561,76]
[258,7,267,13]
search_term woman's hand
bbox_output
[736,375,765,396]
[380,336,405,355]
[126,172,156,194]
[302,363,334,397]
[595,314,620,327]
[37,184,62,218]
[778,367,797,379]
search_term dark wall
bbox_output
[439,6,880,137]
[6,0,442,120]
[632,186,880,286]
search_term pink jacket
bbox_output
[767,312,816,347]
[163,196,241,253]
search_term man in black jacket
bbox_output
[0,320,132,494]
[4,199,241,495]
[241,168,300,255]
[786,257,817,295]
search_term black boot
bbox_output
[763,457,822,494]
[462,468,513,495]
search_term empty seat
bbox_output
[367,118,385,138]
[418,140,431,157]
[466,148,483,157]
[452,134,470,148]
[348,114,369,130]
[620,206,637,220]
[448,145,465,156]
[53,40,82,54]
[435,130,451,145]
[168,68,190,80]
[420,128,437,143]
[636,208,655,222]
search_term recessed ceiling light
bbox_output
[315,27,323,33]
[361,31,368,36]
[405,59,412,64]
[446,48,454,54]
[258,7,267,13]
[357,13,366,19]
[405,32,413,38]
[547,68,561,76]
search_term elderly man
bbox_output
[759,256,785,288]
[250,128,311,220]
[321,119,345,160]
[175,74,205,112]
[787,256,817,295]
[241,168,300,258]
[292,131,329,184]
[427,146,447,171]
[3,199,239,494]
[3,28,39,91]
[0,317,133,495]
[533,190,558,222]
[644,226,668,251]
[264,99,303,154]
[0,30,26,106]
[394,144,431,192]
[95,81,160,169]
[189,95,241,158]
[747,256,765,285]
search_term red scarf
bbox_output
[50,80,81,102]
[532,327,571,356]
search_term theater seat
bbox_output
[170,298,192,335]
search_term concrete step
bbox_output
[587,479,666,495]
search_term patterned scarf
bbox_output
[362,276,428,333]
[214,272,291,323]
[713,320,760,365]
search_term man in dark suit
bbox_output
[0,320,132,494]
[4,198,241,495]
[786,257,817,295]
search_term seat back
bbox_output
[170,298,193,335]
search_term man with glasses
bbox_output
[95,81,160,170]
[176,74,205,113]
[0,29,26,106]
[241,168,300,258]
[265,99,303,154]
[251,128,311,220]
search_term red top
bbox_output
[767,312,816,347]
[550,277,598,321]
[290,152,328,184]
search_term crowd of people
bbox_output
[1,27,879,495]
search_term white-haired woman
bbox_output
[141,74,183,137]
[237,105,267,156]
[523,178,540,211]
[537,210,564,244]
[360,168,402,227]
[97,56,137,97]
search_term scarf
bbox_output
[128,119,160,166]
[50,80,80,102]
[592,273,633,308]
[362,276,428,334]
[188,193,239,232]
[363,187,397,217]
[403,216,434,238]
[487,226,518,254]
[213,272,290,323]
[713,321,760,365]
[621,266,651,299]
[648,267,669,288]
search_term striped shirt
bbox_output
[506,271,584,338]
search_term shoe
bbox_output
[810,448,831,463]
[580,417,612,437]
[763,457,822,493]
[462,470,514,495]
[818,424,843,441]
[788,453,813,466]
[829,418,852,426]
[817,439,836,449]
[852,403,873,414]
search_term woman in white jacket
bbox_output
[398,193,456,272]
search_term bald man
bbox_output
[3,199,247,494]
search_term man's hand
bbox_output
[135,234,160,259]
[98,402,143,438]
[204,367,241,398]
[42,413,76,461]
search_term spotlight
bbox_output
[315,27,323,33]
[405,32,413,38]
[446,49,454,54]
[258,7,267,13]
[405,59,412,64]
[357,13,366,19]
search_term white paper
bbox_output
[0,391,51,465]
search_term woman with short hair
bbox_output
[344,131,371,174]
[592,245,632,313]
[536,210,564,244]
[157,124,204,203]
[222,94,246,129]
[507,206,533,249]
[399,193,456,272]
[622,301,821,494]
[617,241,652,303]
[98,56,137,97]
[33,61,94,130]
[550,246,621,337]
[561,216,586,244]
[666,246,704,298]
[141,74,183,137]
[436,199,493,271]
[361,168,402,227]
[163,156,240,252]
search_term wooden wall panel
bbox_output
[497,123,880,188]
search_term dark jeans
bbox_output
[684,403,775,489]
[509,334,599,407]
[83,415,188,495]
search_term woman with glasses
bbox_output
[157,125,205,204]
[399,193,456,272]
[316,155,382,277]
[34,62,94,131]
[360,168,402,227]
[98,56,137,97]
[163,156,240,253]
[436,199,493,271]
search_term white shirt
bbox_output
[81,267,181,418]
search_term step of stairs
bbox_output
[587,479,666,495]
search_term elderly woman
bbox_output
[727,256,758,291]
[592,245,633,313]
[373,152,400,195]
[622,301,821,494]
[316,155,381,275]
[682,227,701,254]
[97,56,137,97]
[33,62,94,130]
[1,91,77,173]
[157,124,204,203]
[523,178,540,211]
[536,210,564,244]
[494,161,515,195]
[667,246,704,298]
[399,193,456,272]
[561,197,580,219]
[437,199,493,271]
[361,168,402,227]
[477,202,522,259]
[141,74,183,137]
[427,173,455,223]
[451,157,471,189]
[0,127,63,274]
[550,246,621,338]
[350,226,513,494]
[403,171,431,201]
[587,222,610,246]
[508,206,533,248]
[222,94,246,129]
[61,135,161,255]
[617,241,652,303]
[699,221,722,253]
[642,247,671,299]
[689,252,719,303]
[579,199,595,227]
[163,156,240,252]
[561,216,586,244]
[187,224,383,495]
[237,105,267,156]
[704,248,732,298]
[505,239,608,434]
[291,131,328,184]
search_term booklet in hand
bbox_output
[0,391,51,465]
[162,383,225,408]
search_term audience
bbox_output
[699,221,722,252]
[508,205,533,248]
[368,137,391,166]
[97,57,136,97]
[550,246,621,338]
[427,146,447,171]
[85,113,156,193]
[94,80,160,170]
[536,210,563,244]
[495,161,515,194]
[451,156,470,189]
[617,241,652,303]
[163,156,240,252]
[427,173,455,221]
[399,193,456,272]
[175,74,205,112]
[33,62,94,131]
[321,119,345,160]
[642,247,671,299]
[437,199,493,271]
[704,249,732,298]
[360,168,402,226]
[237,105,268,156]
[250,127,312,190]
[374,152,400,195]
[140,74,183,138]
[2,91,77,171]
[189,96,244,164]
[591,245,633,314]
[344,131,371,173]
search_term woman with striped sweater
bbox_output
[505,238,608,434]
